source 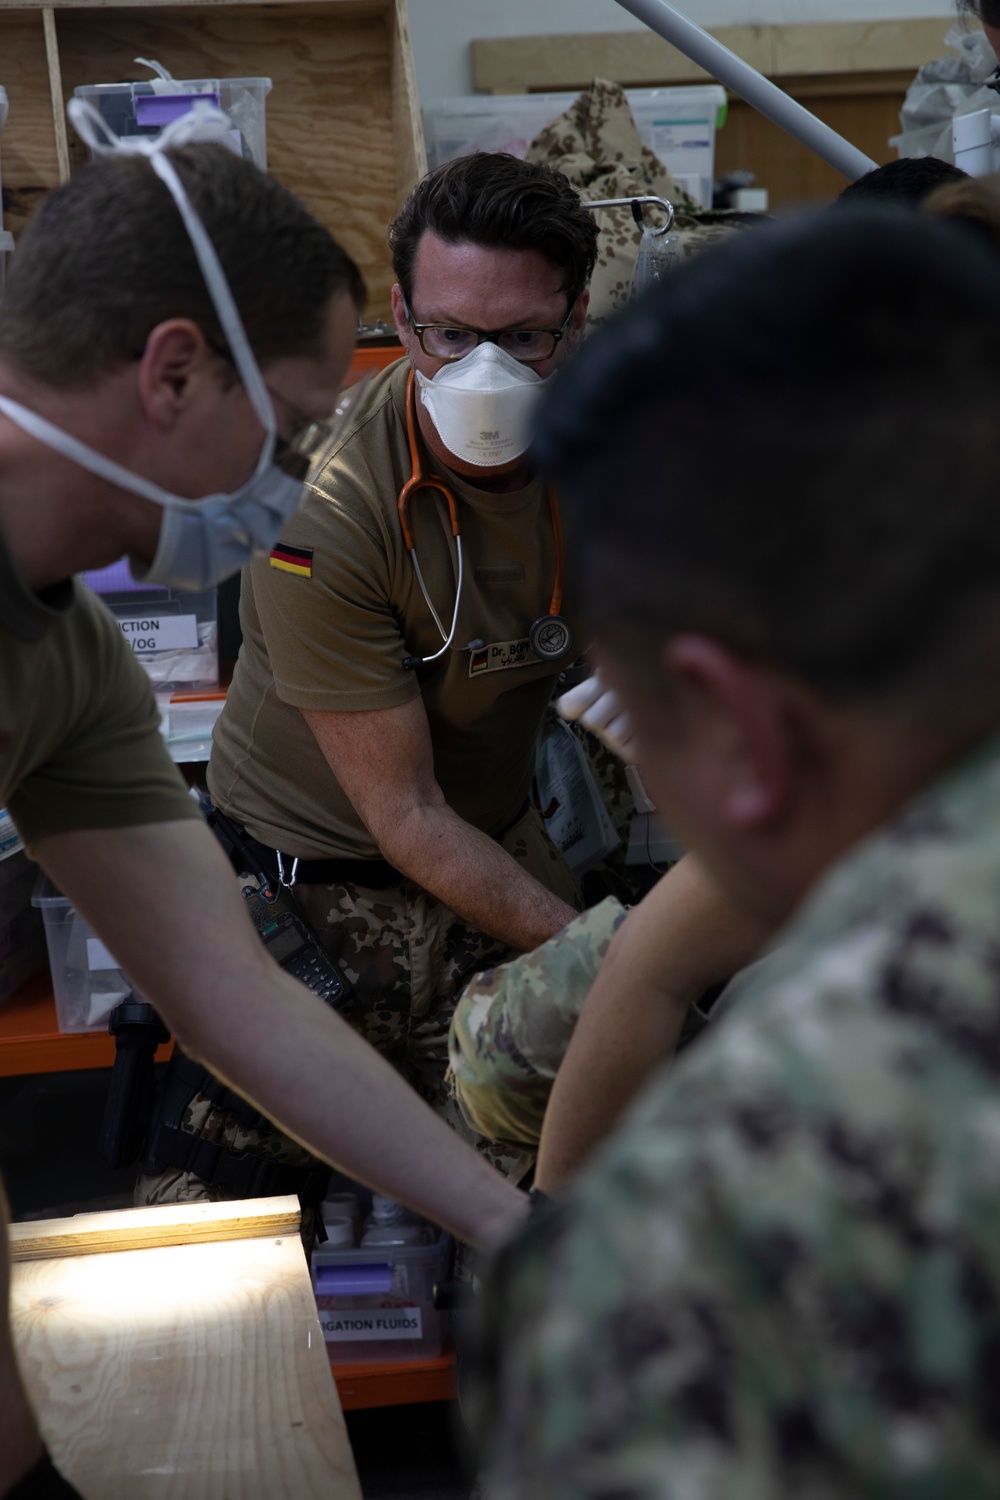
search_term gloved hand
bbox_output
[556,672,656,813]
[555,671,634,762]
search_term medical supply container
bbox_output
[84,560,219,696]
[423,85,727,208]
[32,875,139,1034]
[73,70,271,169]
[313,1230,453,1363]
[0,852,46,1007]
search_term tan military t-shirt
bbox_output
[0,528,199,850]
[209,358,575,860]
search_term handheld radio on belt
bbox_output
[206,805,351,1010]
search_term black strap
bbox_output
[230,825,405,890]
[5,1454,84,1500]
[148,1122,330,1204]
[215,800,532,889]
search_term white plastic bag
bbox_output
[632,224,681,292]
[892,23,999,162]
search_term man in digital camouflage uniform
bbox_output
[469,207,1000,1496]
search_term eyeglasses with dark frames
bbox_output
[403,299,574,364]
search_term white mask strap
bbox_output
[66,96,276,439]
[149,152,274,436]
[0,396,188,508]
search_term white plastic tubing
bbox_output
[614,0,878,182]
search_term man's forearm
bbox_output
[535,856,774,1192]
[377,802,577,951]
[34,823,528,1249]
[179,956,526,1245]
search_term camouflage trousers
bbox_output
[136,805,581,1223]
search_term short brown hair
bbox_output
[388,153,598,308]
[960,0,1000,31]
[0,143,366,387]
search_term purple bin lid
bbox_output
[135,93,220,127]
[83,557,168,596]
[315,1263,395,1296]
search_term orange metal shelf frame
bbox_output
[0,972,174,1077]
[346,343,402,384]
[331,1350,457,1410]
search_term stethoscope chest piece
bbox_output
[529,613,574,662]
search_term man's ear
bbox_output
[391,284,412,351]
[568,290,589,346]
[663,634,794,830]
[137,319,219,432]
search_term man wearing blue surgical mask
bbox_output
[0,136,530,1500]
[170,155,597,1212]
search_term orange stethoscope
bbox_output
[398,371,574,671]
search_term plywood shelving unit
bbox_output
[1,0,426,322]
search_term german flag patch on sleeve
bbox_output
[269,543,313,578]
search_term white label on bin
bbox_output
[86,937,119,972]
[318,1307,423,1342]
[118,614,198,653]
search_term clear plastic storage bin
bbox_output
[74,73,271,169]
[312,1231,453,1363]
[83,560,219,695]
[32,875,137,1033]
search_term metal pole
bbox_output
[614,0,878,182]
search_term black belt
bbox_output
[220,800,531,889]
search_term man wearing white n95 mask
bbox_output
[187,154,596,1204]
[0,137,531,1500]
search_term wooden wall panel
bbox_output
[470,20,956,206]
[472,19,957,93]
[716,74,911,206]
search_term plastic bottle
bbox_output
[361,1194,426,1247]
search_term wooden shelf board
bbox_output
[0,971,174,1076]
[331,1349,457,1410]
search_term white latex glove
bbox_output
[556,671,634,762]
[557,672,656,813]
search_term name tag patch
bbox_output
[469,638,535,676]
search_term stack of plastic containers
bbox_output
[32,874,140,1033]
[312,1189,453,1363]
